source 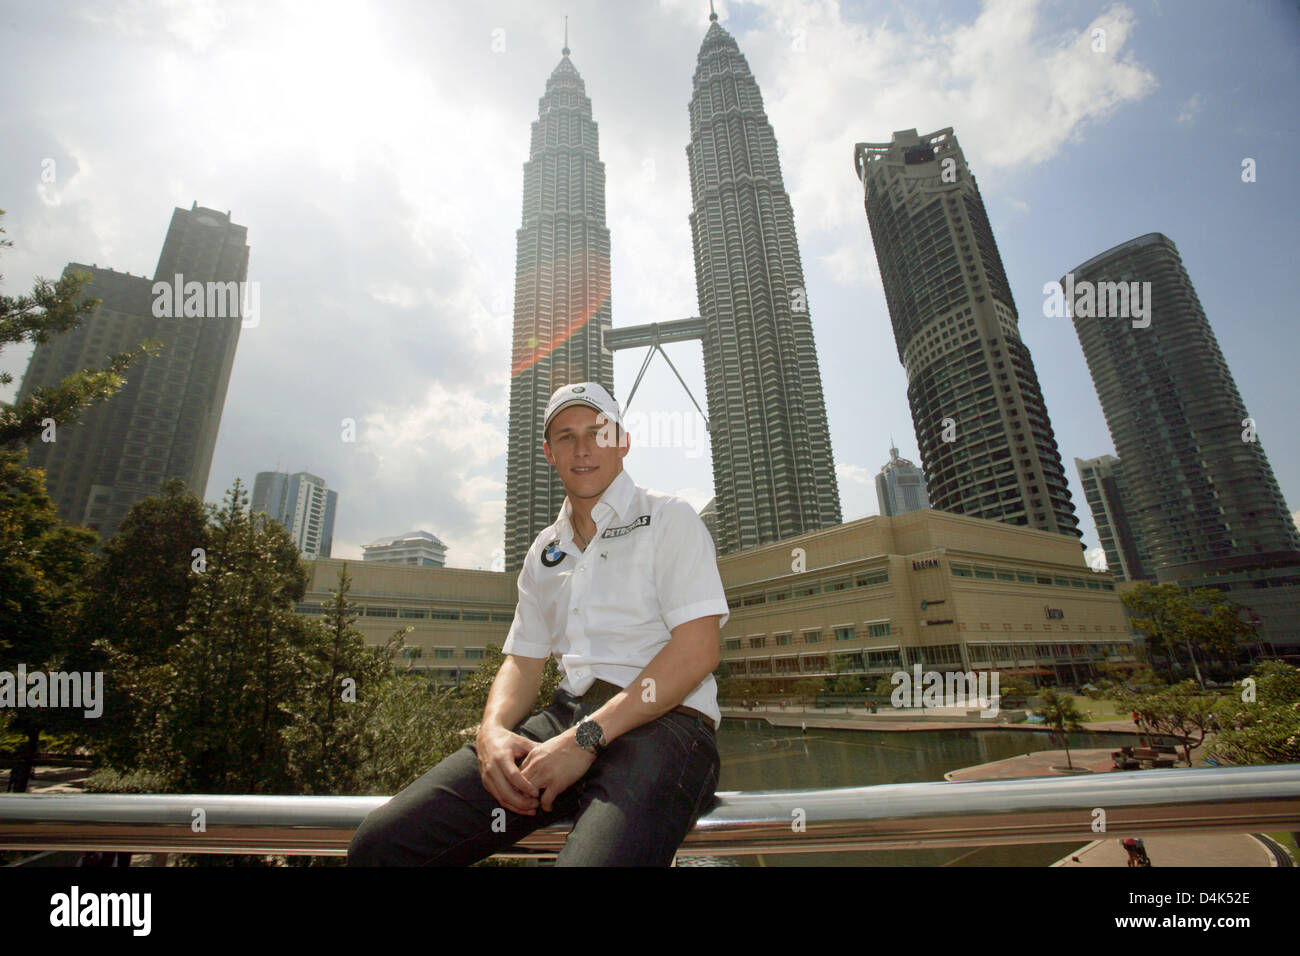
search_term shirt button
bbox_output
[573,608,580,615]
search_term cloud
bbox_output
[1176,92,1205,125]
[0,0,1167,574]
[1085,547,1108,571]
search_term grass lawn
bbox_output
[1061,695,1131,721]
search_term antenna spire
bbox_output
[562,15,570,55]
[709,0,718,22]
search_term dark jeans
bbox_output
[347,687,720,866]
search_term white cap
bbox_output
[543,382,623,441]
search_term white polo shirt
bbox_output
[501,468,730,728]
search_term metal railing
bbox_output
[2,764,1298,859]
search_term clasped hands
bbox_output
[477,724,596,816]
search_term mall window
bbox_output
[775,633,792,646]
[749,636,766,649]
[433,647,454,660]
[835,626,855,641]
[867,622,891,638]
[802,630,823,644]
[725,638,741,651]
[465,648,484,660]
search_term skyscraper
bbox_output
[876,444,931,517]
[854,128,1080,540]
[18,203,248,537]
[252,470,338,560]
[1067,234,1300,581]
[504,39,613,572]
[687,9,842,555]
[1074,454,1152,582]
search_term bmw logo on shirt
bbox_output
[541,540,566,567]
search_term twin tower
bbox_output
[503,14,842,571]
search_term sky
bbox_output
[2,0,1297,572]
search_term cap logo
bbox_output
[572,385,585,393]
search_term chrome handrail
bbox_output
[2,764,1297,858]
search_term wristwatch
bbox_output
[575,717,606,756]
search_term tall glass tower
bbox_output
[688,9,842,555]
[1074,454,1152,582]
[504,41,613,572]
[876,444,931,517]
[1068,233,1300,581]
[854,128,1081,540]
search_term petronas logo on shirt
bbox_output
[541,540,566,567]
[601,515,651,538]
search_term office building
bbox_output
[252,470,338,560]
[1074,455,1152,582]
[854,129,1081,540]
[1068,233,1300,654]
[362,530,448,568]
[17,203,248,537]
[876,443,931,517]
[304,509,1137,690]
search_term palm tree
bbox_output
[1039,688,1086,770]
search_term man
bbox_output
[348,382,729,866]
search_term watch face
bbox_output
[577,719,602,750]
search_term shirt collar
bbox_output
[557,468,636,539]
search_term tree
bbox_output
[70,479,210,770]
[136,480,311,793]
[0,455,97,790]
[283,563,405,796]
[1208,661,1300,766]
[0,209,159,791]
[1121,582,1254,684]
[0,210,159,451]
[1037,688,1085,770]
[1132,681,1218,765]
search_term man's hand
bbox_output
[476,724,541,816]
[518,729,596,812]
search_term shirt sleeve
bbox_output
[653,498,730,632]
[501,545,554,659]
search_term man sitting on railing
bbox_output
[348,383,729,866]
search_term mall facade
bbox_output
[300,508,1140,689]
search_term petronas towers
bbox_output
[504,41,613,572]
[505,12,841,569]
[687,12,842,553]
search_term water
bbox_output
[690,718,1134,867]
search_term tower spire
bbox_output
[562,15,569,55]
[709,0,718,22]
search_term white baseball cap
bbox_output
[543,382,623,441]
